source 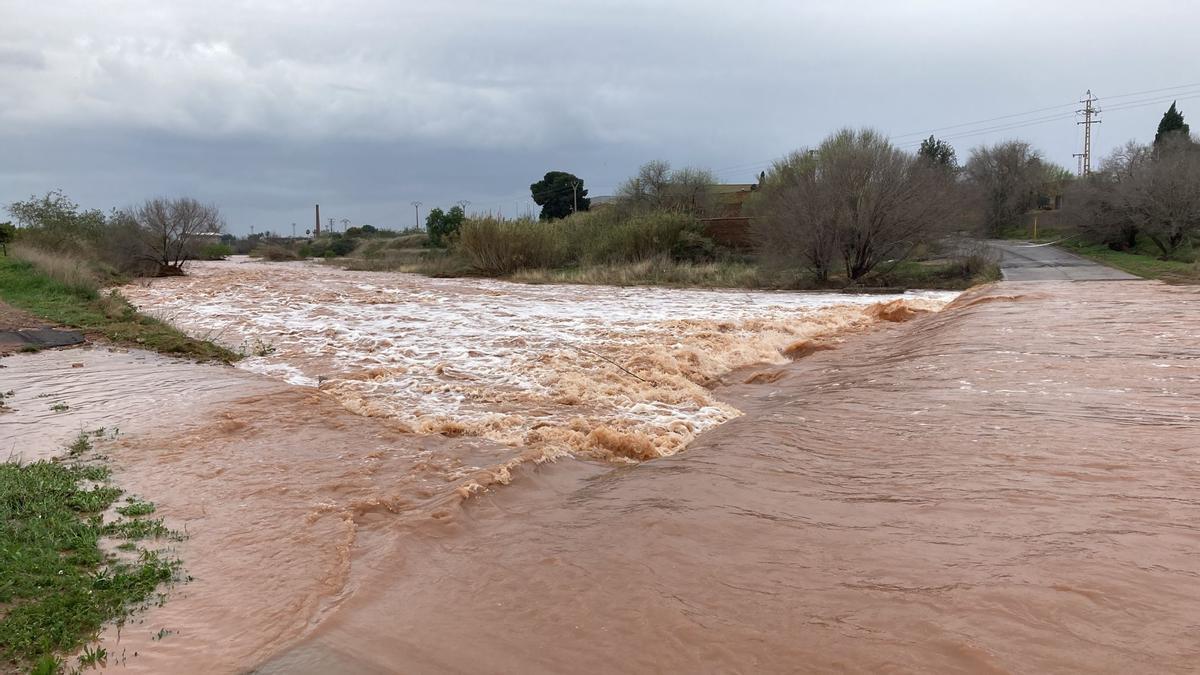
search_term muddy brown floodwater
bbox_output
[8,263,1196,673]
[257,280,1200,674]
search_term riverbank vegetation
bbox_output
[308,144,1000,290]
[10,102,1195,290]
[0,254,238,361]
[988,106,1200,283]
[0,438,181,673]
[1058,131,1200,282]
[0,192,239,359]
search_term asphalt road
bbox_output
[986,239,1141,281]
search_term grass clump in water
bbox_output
[115,500,156,518]
[0,457,181,671]
[65,433,91,457]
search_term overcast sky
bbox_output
[2,0,1197,234]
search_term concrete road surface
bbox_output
[986,239,1141,281]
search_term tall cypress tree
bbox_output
[1154,101,1190,146]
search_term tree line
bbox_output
[5,101,1193,286]
[3,193,224,277]
[531,100,1196,283]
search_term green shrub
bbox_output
[453,210,715,275]
[574,211,707,264]
[457,217,570,274]
[427,207,466,247]
[329,237,358,256]
[252,244,302,261]
[199,243,234,260]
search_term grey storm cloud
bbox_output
[1,0,1198,232]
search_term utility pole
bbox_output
[456,200,471,213]
[411,201,422,229]
[291,222,296,239]
[328,217,335,233]
[1076,90,1102,176]
[571,182,579,213]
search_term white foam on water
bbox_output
[123,259,957,457]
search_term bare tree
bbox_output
[963,141,1047,236]
[752,129,955,282]
[1129,136,1200,258]
[125,197,224,276]
[1068,137,1200,259]
[1067,141,1151,250]
[616,160,717,215]
[751,150,840,281]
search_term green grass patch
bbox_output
[1058,240,1200,283]
[115,500,156,518]
[0,460,181,670]
[996,224,1199,283]
[860,258,1002,290]
[0,256,239,362]
[104,517,176,542]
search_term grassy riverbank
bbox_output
[319,237,998,291]
[0,256,238,362]
[1001,227,1200,283]
[501,256,997,290]
[0,439,181,673]
[1059,240,1200,283]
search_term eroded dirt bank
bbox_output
[260,280,1200,674]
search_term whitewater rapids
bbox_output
[122,259,955,464]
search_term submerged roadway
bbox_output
[986,239,1141,281]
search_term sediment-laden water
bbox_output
[11,263,1196,673]
[122,260,953,465]
[261,280,1200,674]
[0,347,269,462]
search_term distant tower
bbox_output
[1076,90,1102,176]
[315,204,321,236]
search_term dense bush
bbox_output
[298,234,358,258]
[253,244,303,261]
[6,190,106,255]
[426,206,466,246]
[199,243,234,260]
[751,129,956,282]
[457,218,569,274]
[455,210,716,275]
[572,211,709,264]
[1067,136,1200,260]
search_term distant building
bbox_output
[700,183,758,248]
[591,184,760,247]
[589,195,619,209]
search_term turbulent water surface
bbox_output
[122,260,952,462]
[261,279,1200,674]
[6,262,1198,673]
